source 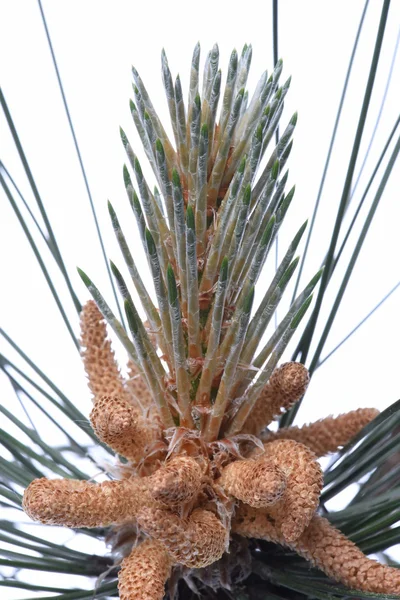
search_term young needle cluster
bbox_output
[22,45,400,599]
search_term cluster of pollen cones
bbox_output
[22,301,400,599]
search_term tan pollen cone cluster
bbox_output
[22,301,398,599]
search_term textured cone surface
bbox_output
[118,539,172,600]
[220,458,286,507]
[294,515,400,594]
[254,439,323,542]
[242,362,309,435]
[232,501,280,540]
[147,455,203,506]
[188,508,228,568]
[90,394,157,462]
[137,504,227,568]
[266,408,379,457]
[23,477,146,527]
[80,300,125,399]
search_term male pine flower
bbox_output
[23,45,399,599]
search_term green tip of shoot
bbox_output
[194,93,201,109]
[272,159,280,180]
[167,264,178,304]
[300,219,308,233]
[134,157,142,178]
[192,43,201,68]
[291,112,298,126]
[131,189,142,213]
[243,286,255,314]
[279,187,295,218]
[292,256,301,270]
[145,228,156,255]
[293,220,308,246]
[261,215,276,245]
[255,123,263,142]
[284,76,292,89]
[220,256,228,280]
[238,155,247,174]
[109,262,129,300]
[279,256,300,289]
[309,267,324,289]
[119,127,128,146]
[291,294,313,329]
[77,267,91,287]
[243,184,251,206]
[123,165,132,187]
[107,200,116,221]
[129,99,136,112]
[175,75,183,100]
[109,259,119,278]
[144,111,150,121]
[230,48,238,68]
[186,205,195,230]
[280,170,289,185]
[124,299,138,335]
[283,140,294,158]
[155,138,164,154]
[285,186,296,203]
[172,168,181,187]
[201,123,209,137]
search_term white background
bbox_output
[1,1,400,597]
